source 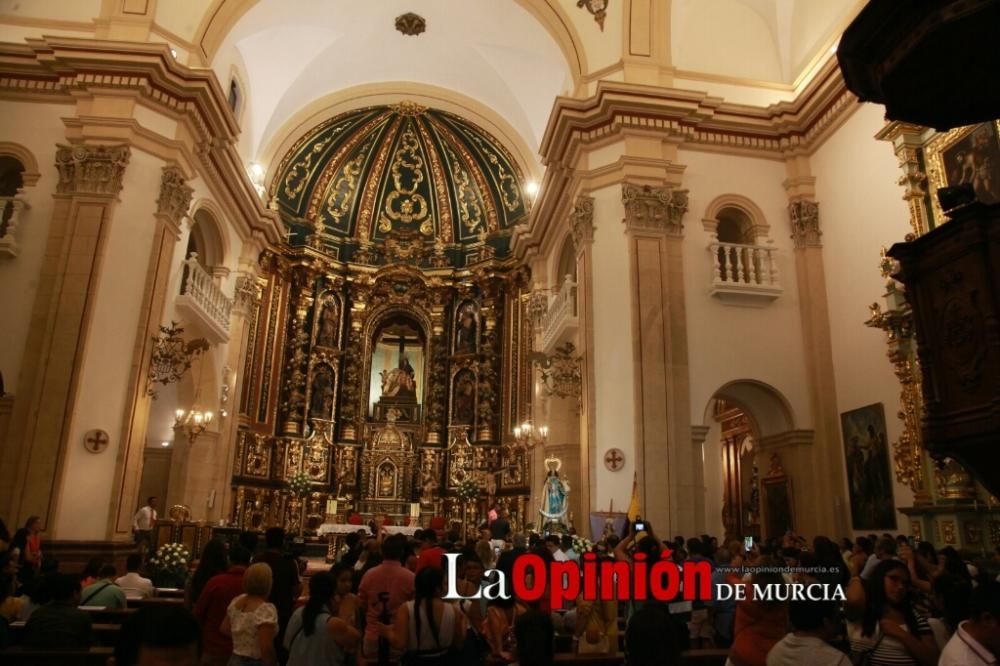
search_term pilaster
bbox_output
[785,160,849,538]
[621,181,696,536]
[570,195,596,521]
[0,144,130,532]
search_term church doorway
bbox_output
[714,400,760,542]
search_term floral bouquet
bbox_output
[287,471,312,498]
[455,478,481,503]
[148,542,190,588]
[571,534,594,555]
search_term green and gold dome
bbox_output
[271,102,530,267]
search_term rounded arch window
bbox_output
[0,156,24,196]
[715,206,755,244]
[555,235,576,287]
[186,208,227,271]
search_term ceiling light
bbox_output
[170,48,178,59]
[161,441,170,447]
[526,180,539,196]
[249,163,264,179]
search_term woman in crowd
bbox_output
[222,562,278,666]
[188,538,229,608]
[475,539,495,571]
[284,570,360,666]
[79,557,104,588]
[455,555,488,632]
[572,555,618,656]
[926,573,972,650]
[727,558,789,666]
[484,587,525,660]
[845,559,938,666]
[11,516,42,585]
[376,566,465,663]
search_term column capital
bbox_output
[569,194,595,251]
[622,182,688,237]
[155,166,194,227]
[789,199,822,248]
[54,144,130,197]
[232,273,262,316]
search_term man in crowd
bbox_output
[116,553,154,599]
[546,535,568,562]
[81,563,127,608]
[24,573,93,648]
[560,535,579,563]
[358,533,415,661]
[939,581,1000,666]
[132,496,158,557]
[766,599,850,666]
[194,545,251,666]
[415,528,445,572]
[859,536,897,580]
[489,508,511,550]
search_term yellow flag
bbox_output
[627,472,640,522]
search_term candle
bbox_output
[326,499,334,514]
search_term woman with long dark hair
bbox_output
[284,570,359,666]
[377,566,465,663]
[187,539,229,608]
[845,559,938,666]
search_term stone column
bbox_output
[621,182,697,536]
[109,165,192,537]
[0,144,130,533]
[785,184,849,538]
[571,195,596,521]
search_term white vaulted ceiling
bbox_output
[210,0,574,163]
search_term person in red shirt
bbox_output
[358,533,415,661]
[193,545,251,665]
[415,529,445,573]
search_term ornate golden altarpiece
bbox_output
[228,103,537,535]
[870,121,1000,551]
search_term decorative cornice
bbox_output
[0,37,283,245]
[54,143,129,197]
[516,56,856,261]
[759,429,815,450]
[788,199,821,248]
[622,182,688,237]
[155,166,193,223]
[568,194,594,250]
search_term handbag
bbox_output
[851,629,885,666]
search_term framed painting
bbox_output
[841,403,897,531]
[925,120,1000,227]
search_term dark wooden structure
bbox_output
[889,202,1000,497]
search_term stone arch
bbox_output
[0,142,40,187]
[187,200,230,273]
[702,194,771,242]
[552,232,576,288]
[701,379,797,440]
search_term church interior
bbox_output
[1,0,1000,663]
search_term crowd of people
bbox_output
[0,510,999,666]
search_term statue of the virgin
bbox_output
[539,456,569,527]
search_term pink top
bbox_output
[358,560,415,642]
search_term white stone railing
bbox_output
[177,253,233,342]
[541,277,577,352]
[709,241,782,304]
[0,195,30,257]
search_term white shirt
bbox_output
[939,621,997,666]
[132,506,157,531]
[552,548,569,562]
[766,634,851,666]
[115,572,154,599]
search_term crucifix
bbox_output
[603,448,625,471]
[84,429,110,453]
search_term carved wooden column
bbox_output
[0,144,130,533]
[279,267,313,436]
[570,194,596,523]
[621,182,697,536]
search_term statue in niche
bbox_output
[419,454,439,504]
[309,366,334,418]
[378,463,395,497]
[380,353,416,399]
[316,296,339,348]
[452,370,475,425]
[455,302,478,354]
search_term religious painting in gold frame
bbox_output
[924,120,1000,228]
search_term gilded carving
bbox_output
[622,182,688,236]
[570,194,595,249]
[55,143,130,196]
[934,457,976,500]
[530,342,583,413]
[788,199,821,248]
[156,166,193,222]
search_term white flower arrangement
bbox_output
[287,471,312,498]
[571,534,594,555]
[149,542,190,571]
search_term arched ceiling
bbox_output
[210,0,574,162]
[272,102,529,268]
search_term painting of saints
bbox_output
[840,403,896,530]
[455,303,478,354]
[943,122,1000,204]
